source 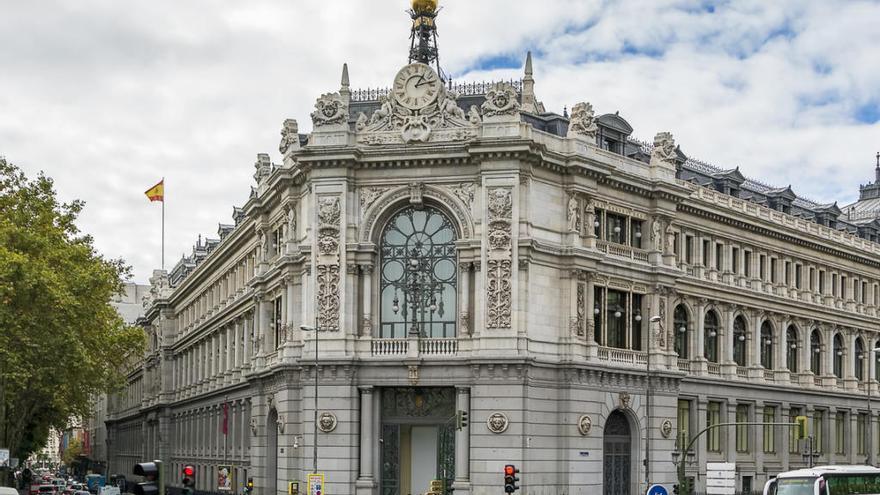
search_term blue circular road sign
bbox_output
[647,484,668,495]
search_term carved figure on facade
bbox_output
[481,82,520,118]
[439,91,466,120]
[575,282,586,336]
[286,205,297,241]
[448,182,476,207]
[651,217,662,249]
[248,417,258,435]
[487,412,509,433]
[619,392,631,409]
[577,415,592,436]
[657,296,667,348]
[583,198,595,235]
[567,194,580,232]
[370,95,394,125]
[143,270,171,309]
[317,412,337,433]
[310,92,348,128]
[566,102,599,139]
[468,105,482,125]
[279,118,299,155]
[256,227,267,262]
[253,153,272,185]
[409,182,425,208]
[665,223,676,255]
[317,196,341,331]
[651,132,678,168]
[660,419,674,438]
[276,414,286,434]
[359,186,388,210]
[486,187,513,329]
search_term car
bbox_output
[74,491,90,495]
[37,485,57,495]
[0,487,21,495]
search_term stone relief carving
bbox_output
[665,223,676,255]
[355,112,368,132]
[467,105,482,125]
[253,153,271,185]
[481,82,520,118]
[279,118,299,154]
[276,414,286,434]
[487,412,509,434]
[619,392,632,409]
[286,205,297,241]
[486,187,513,329]
[310,92,348,128]
[256,227,268,262]
[357,82,477,145]
[651,216,662,249]
[651,131,678,168]
[567,194,580,232]
[317,412,337,433]
[577,414,592,436]
[448,182,476,206]
[408,365,419,386]
[566,102,599,139]
[248,417,258,435]
[317,196,341,331]
[409,182,425,207]
[575,281,585,336]
[359,186,388,210]
[657,296,667,348]
[142,270,171,309]
[582,197,595,236]
[660,419,673,438]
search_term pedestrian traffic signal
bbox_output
[456,410,469,430]
[672,484,679,495]
[181,465,195,493]
[132,462,160,495]
[795,415,808,439]
[246,477,254,494]
[503,464,520,493]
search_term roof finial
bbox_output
[525,51,533,77]
[341,63,349,89]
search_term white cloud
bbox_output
[1,0,878,283]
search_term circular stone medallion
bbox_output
[487,412,509,434]
[317,411,337,433]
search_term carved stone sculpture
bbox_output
[651,132,678,168]
[359,186,388,210]
[486,188,513,328]
[253,153,272,185]
[578,415,592,436]
[487,412,509,433]
[286,205,296,241]
[660,419,674,438]
[481,82,520,118]
[355,112,368,132]
[619,392,632,409]
[439,91,466,120]
[256,227,267,262]
[468,105,482,125]
[665,224,676,255]
[279,119,299,154]
[567,194,580,232]
[566,102,599,139]
[317,412,337,433]
[317,196,341,331]
[311,92,348,128]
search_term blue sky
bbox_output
[0,0,878,283]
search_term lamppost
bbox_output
[866,347,880,465]
[647,315,662,486]
[390,247,446,338]
[300,319,323,474]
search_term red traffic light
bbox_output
[183,466,195,477]
[504,465,515,476]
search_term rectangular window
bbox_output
[606,213,626,244]
[814,410,824,453]
[732,247,740,274]
[685,236,694,264]
[760,255,767,280]
[594,286,604,346]
[631,220,643,249]
[842,275,848,299]
[796,264,802,289]
[808,266,815,291]
[736,404,750,453]
[763,406,776,453]
[858,413,868,455]
[835,412,846,454]
[273,296,283,349]
[789,408,802,454]
[771,258,778,283]
[606,290,628,349]
[715,243,723,271]
[862,281,868,304]
[833,273,838,296]
[784,261,791,286]
[631,293,643,351]
[677,400,691,450]
[744,251,752,277]
[594,209,604,239]
[820,270,826,294]
[702,240,711,267]
[707,402,721,452]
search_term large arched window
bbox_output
[810,330,822,375]
[833,334,844,378]
[704,311,719,363]
[733,316,747,367]
[674,305,689,359]
[855,337,865,381]
[786,326,798,372]
[760,321,774,369]
[379,206,457,338]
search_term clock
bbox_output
[392,63,442,110]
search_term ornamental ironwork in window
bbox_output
[379,206,457,338]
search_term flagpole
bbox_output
[161,178,165,271]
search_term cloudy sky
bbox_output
[2,0,879,284]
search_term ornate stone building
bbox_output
[106,3,880,495]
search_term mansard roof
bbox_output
[710,167,746,184]
[597,112,633,135]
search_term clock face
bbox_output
[392,63,441,110]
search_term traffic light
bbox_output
[796,415,808,440]
[181,465,195,495]
[132,462,161,495]
[246,477,254,494]
[503,464,520,493]
[673,484,679,495]
[456,410,469,430]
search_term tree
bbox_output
[61,438,83,468]
[0,158,145,477]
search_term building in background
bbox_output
[105,2,880,494]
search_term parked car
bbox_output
[0,486,21,495]
[38,485,58,495]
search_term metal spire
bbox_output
[408,0,442,79]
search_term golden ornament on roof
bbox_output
[411,0,438,13]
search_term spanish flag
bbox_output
[145,179,164,202]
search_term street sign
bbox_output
[706,462,736,495]
[647,484,669,495]
[307,473,325,495]
[0,449,9,467]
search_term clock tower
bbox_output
[408,0,443,80]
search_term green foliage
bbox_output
[0,158,145,461]
[61,437,83,467]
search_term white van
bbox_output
[764,465,880,495]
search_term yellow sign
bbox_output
[307,473,325,495]
[428,479,443,494]
[796,415,808,439]
[288,481,299,495]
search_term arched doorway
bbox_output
[266,408,278,495]
[603,410,632,495]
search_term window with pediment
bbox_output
[379,206,457,339]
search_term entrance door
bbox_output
[603,411,632,495]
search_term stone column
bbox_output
[725,400,736,462]
[355,387,375,494]
[286,275,297,329]
[458,263,469,336]
[694,300,707,373]
[452,387,471,494]
[780,404,791,470]
[242,315,252,370]
[722,305,736,375]
[362,265,374,337]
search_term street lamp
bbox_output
[300,321,324,474]
[645,315,663,486]
[867,347,880,466]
